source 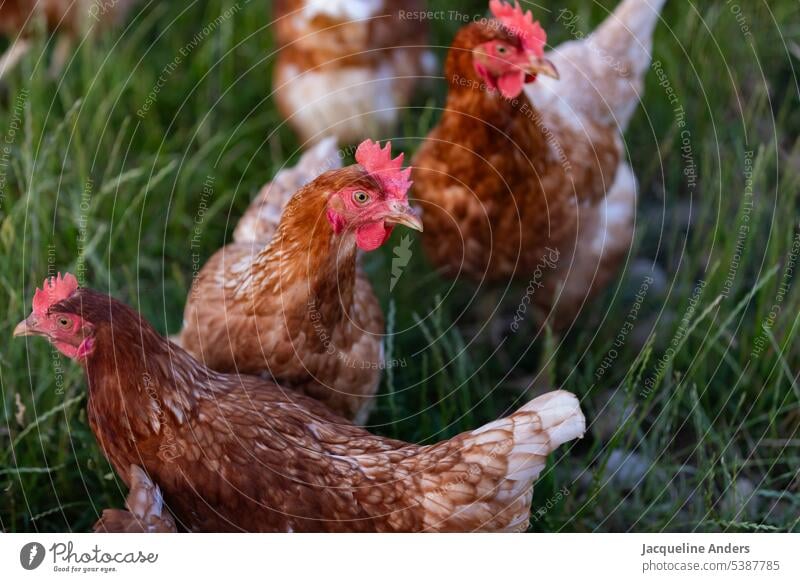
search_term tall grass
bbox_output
[1,0,798,532]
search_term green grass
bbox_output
[1,0,799,532]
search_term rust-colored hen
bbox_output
[15,274,584,532]
[413,0,665,325]
[272,0,435,144]
[176,139,422,423]
[94,465,177,533]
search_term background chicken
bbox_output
[413,0,665,325]
[0,0,138,78]
[272,0,435,144]
[176,139,422,424]
[94,465,177,533]
[15,273,584,532]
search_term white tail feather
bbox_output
[417,390,584,532]
[503,391,585,487]
[590,0,667,129]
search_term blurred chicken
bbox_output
[413,0,665,325]
[272,0,435,144]
[0,0,138,78]
[15,273,585,532]
[94,465,177,533]
[176,138,422,423]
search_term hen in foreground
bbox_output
[177,138,421,423]
[15,273,585,532]
[273,0,435,144]
[413,0,665,325]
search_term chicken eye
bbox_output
[496,45,508,55]
[57,317,71,329]
[352,190,371,205]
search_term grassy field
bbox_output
[1,0,799,532]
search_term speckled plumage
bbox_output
[272,0,435,144]
[50,288,585,532]
[413,0,665,324]
[177,141,385,423]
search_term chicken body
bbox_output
[272,0,435,144]
[28,287,584,532]
[413,0,665,323]
[94,465,177,533]
[177,139,417,424]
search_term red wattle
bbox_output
[497,72,525,99]
[356,222,393,251]
[326,208,346,234]
[53,341,79,359]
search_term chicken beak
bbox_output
[384,205,423,232]
[527,57,559,80]
[13,315,40,338]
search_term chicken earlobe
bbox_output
[94,465,177,533]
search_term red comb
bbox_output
[355,139,412,201]
[32,272,79,317]
[489,0,546,57]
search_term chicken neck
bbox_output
[247,182,359,329]
[70,290,204,480]
[442,24,551,154]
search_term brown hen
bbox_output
[413,0,665,325]
[272,0,435,144]
[15,274,585,532]
[176,139,422,423]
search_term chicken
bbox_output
[14,272,585,532]
[0,0,138,78]
[94,465,177,533]
[176,138,422,424]
[272,0,435,144]
[413,0,665,324]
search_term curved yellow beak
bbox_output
[13,315,40,338]
[527,57,559,80]
[384,204,423,232]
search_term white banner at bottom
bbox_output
[1,533,798,581]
